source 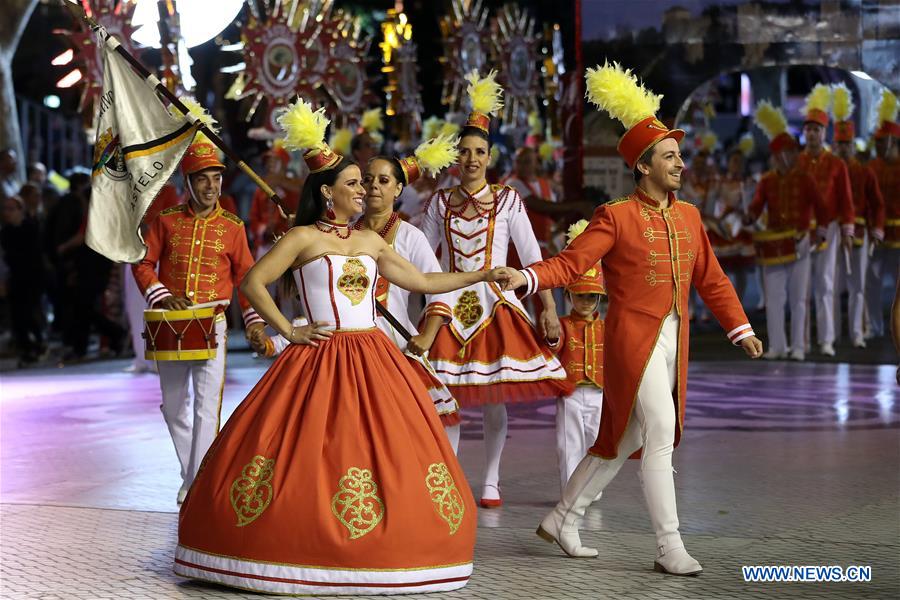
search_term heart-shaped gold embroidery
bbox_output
[331,467,384,539]
[453,290,483,329]
[336,258,370,306]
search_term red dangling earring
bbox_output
[326,199,336,221]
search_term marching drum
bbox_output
[143,303,225,361]
[753,229,798,266]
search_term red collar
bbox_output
[633,187,675,209]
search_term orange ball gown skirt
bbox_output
[174,254,476,595]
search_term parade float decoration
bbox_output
[439,0,490,112]
[490,3,541,126]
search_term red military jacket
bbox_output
[797,149,855,234]
[132,202,263,327]
[520,188,753,459]
[869,156,900,248]
[549,312,604,389]
[845,159,885,243]
[747,167,826,232]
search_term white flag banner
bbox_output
[87,30,195,263]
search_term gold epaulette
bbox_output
[491,183,512,193]
[159,205,186,216]
[604,196,631,207]
[220,210,243,225]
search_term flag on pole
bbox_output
[86,28,195,263]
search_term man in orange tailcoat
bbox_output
[496,63,762,576]
[797,102,855,356]
[865,119,900,338]
[132,136,266,504]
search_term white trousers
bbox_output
[812,222,840,345]
[585,312,680,484]
[763,237,811,355]
[122,264,154,371]
[865,246,900,337]
[834,231,868,342]
[556,386,603,492]
[157,318,227,488]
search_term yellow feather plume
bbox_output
[538,140,555,162]
[753,100,788,140]
[277,98,330,151]
[173,96,219,131]
[700,131,718,153]
[414,133,460,177]
[831,83,854,122]
[465,70,504,116]
[528,111,543,136]
[329,127,353,156]
[584,60,661,128]
[876,88,899,125]
[801,83,832,116]
[361,108,384,134]
[566,219,590,246]
[422,116,443,141]
[440,121,461,137]
[738,133,754,157]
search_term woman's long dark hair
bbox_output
[279,156,357,301]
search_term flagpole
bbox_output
[61,0,288,217]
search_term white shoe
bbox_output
[763,350,785,360]
[654,536,703,576]
[537,455,614,558]
[819,343,835,357]
[639,469,702,576]
[852,337,866,349]
[789,349,805,361]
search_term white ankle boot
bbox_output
[639,469,702,576]
[537,455,616,558]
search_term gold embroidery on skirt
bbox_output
[336,258,370,306]
[425,462,465,535]
[331,467,385,539]
[453,290,483,329]
[230,455,275,527]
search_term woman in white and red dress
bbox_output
[355,136,464,450]
[174,100,489,595]
[421,72,573,507]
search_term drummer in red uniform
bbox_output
[132,132,266,504]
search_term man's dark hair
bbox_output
[632,145,656,183]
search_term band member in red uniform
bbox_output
[496,62,762,576]
[546,220,606,494]
[797,84,854,356]
[748,102,825,361]
[830,83,884,347]
[132,131,265,504]
[865,89,900,339]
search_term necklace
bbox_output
[355,211,399,239]
[314,220,351,239]
[453,184,494,216]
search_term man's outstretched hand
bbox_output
[490,267,526,291]
[741,335,764,359]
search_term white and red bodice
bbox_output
[293,254,378,330]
